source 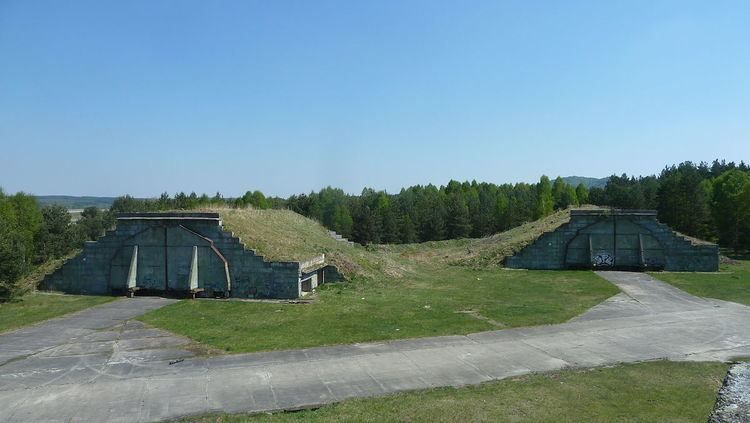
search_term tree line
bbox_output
[2,158,748,300]
[0,191,111,300]
[107,190,282,212]
[587,160,750,251]
[287,160,750,249]
[285,177,588,244]
[2,175,587,299]
[103,178,587,245]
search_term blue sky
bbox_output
[1,0,748,197]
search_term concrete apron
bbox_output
[1,273,750,423]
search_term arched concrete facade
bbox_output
[505,210,719,272]
[107,224,230,294]
[40,212,334,299]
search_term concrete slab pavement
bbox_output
[1,272,749,422]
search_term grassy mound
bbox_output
[215,208,407,279]
[23,206,609,290]
[387,206,597,268]
[216,206,604,277]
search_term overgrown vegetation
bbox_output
[652,260,750,306]
[177,361,726,423]
[216,208,396,278]
[0,189,109,300]
[218,205,584,277]
[386,206,593,268]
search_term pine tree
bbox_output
[552,177,566,210]
[352,204,374,244]
[79,206,105,241]
[657,163,712,239]
[34,205,76,263]
[398,214,418,243]
[331,205,353,239]
[560,184,578,209]
[535,176,554,218]
[711,169,750,249]
[575,183,589,204]
[494,191,510,231]
[0,218,26,300]
[446,193,471,238]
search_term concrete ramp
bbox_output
[571,271,718,321]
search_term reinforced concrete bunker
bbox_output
[505,209,719,272]
[40,212,337,299]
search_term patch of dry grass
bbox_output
[16,250,81,295]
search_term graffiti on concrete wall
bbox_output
[592,251,614,267]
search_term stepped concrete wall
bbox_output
[40,212,324,299]
[505,210,719,272]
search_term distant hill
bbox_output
[561,176,609,189]
[35,195,116,210]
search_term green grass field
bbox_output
[177,360,727,423]
[0,292,115,333]
[652,260,750,305]
[139,265,617,353]
[3,208,611,337]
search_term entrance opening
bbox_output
[564,215,666,271]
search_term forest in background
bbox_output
[285,160,750,250]
[2,159,749,300]
[101,159,750,249]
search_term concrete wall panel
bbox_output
[506,210,718,272]
[39,213,304,299]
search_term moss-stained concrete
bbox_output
[506,209,718,272]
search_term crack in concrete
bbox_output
[456,309,506,327]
